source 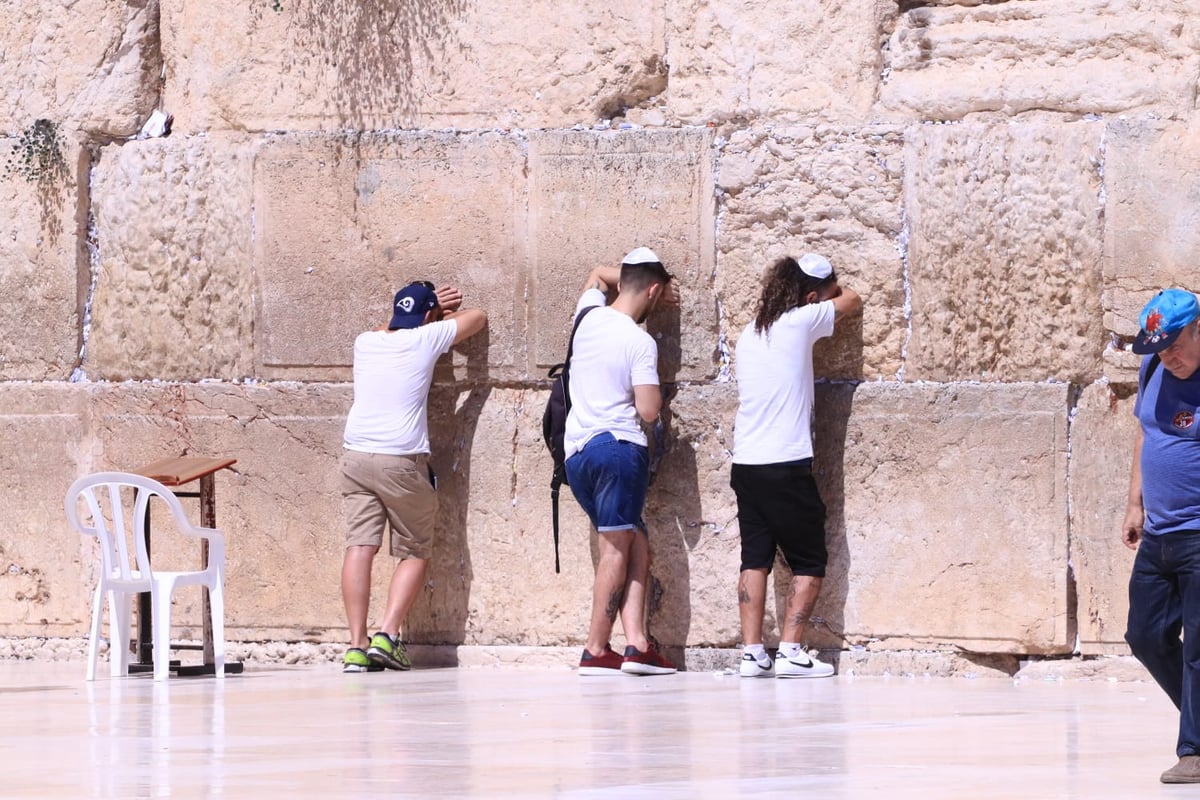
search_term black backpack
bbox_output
[542,305,597,573]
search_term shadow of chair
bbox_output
[64,472,226,681]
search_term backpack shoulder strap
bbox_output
[1140,353,1162,393]
[550,303,599,575]
[566,305,597,361]
[561,304,598,410]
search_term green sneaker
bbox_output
[366,631,411,670]
[344,647,383,673]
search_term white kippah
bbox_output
[797,252,833,279]
[622,246,661,265]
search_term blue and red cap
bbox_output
[1133,288,1200,354]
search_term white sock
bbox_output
[779,642,803,658]
[744,643,767,660]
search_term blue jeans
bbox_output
[564,433,649,533]
[1126,531,1200,757]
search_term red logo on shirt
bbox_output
[1174,410,1195,430]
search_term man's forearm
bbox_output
[582,266,621,293]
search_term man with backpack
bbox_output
[1122,288,1200,783]
[730,253,860,679]
[565,247,678,676]
[339,280,487,673]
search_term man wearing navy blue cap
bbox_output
[339,281,487,673]
[1123,287,1200,782]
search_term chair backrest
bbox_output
[64,472,192,585]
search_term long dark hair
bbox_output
[753,256,837,334]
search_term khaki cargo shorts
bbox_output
[339,450,438,560]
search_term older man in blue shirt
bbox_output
[1123,288,1200,784]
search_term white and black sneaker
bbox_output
[775,649,834,679]
[739,651,774,678]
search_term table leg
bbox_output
[200,473,215,667]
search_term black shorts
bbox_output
[730,460,827,577]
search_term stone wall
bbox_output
[3,0,1193,662]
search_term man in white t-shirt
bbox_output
[566,247,678,676]
[731,253,860,679]
[339,280,487,673]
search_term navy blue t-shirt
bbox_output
[1136,355,1200,535]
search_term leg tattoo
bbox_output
[790,595,818,630]
[605,588,623,622]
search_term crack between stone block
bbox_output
[70,158,102,384]
[510,393,522,507]
[896,207,912,381]
[1064,383,1084,655]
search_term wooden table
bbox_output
[132,456,242,676]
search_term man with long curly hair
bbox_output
[730,253,861,678]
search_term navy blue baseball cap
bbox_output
[388,282,439,330]
[1133,288,1200,354]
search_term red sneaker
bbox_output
[578,645,624,675]
[620,642,677,675]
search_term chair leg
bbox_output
[152,584,172,682]
[110,592,133,678]
[208,580,225,678]
[87,584,103,681]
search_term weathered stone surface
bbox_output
[88,135,256,381]
[0,385,94,636]
[642,383,742,647]
[528,129,717,381]
[253,133,523,382]
[905,121,1104,382]
[1070,384,1139,655]
[666,0,883,126]
[836,648,1019,680]
[8,0,1192,667]
[0,133,83,380]
[421,384,592,646]
[1102,119,1200,384]
[0,0,160,137]
[822,382,1071,655]
[716,125,906,380]
[880,0,1200,121]
[162,0,664,133]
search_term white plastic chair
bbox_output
[65,472,226,681]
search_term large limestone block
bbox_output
[0,385,94,636]
[254,133,523,382]
[880,0,1200,120]
[162,0,664,133]
[421,385,595,646]
[1102,119,1200,384]
[905,121,1104,383]
[831,382,1071,654]
[1070,384,1139,655]
[0,131,84,380]
[87,382,351,642]
[641,383,742,646]
[667,0,883,125]
[716,126,906,380]
[0,0,160,136]
[528,130,716,382]
[88,135,256,381]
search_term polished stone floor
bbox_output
[0,661,1190,798]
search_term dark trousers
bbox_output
[1126,531,1200,757]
